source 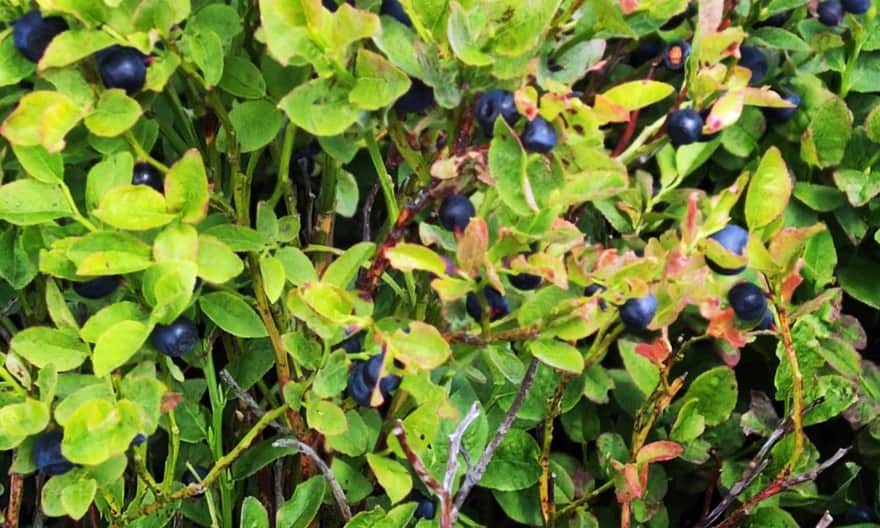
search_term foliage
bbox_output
[0,0,875,527]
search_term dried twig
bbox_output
[3,466,22,528]
[444,402,481,493]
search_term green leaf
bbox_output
[0,227,40,288]
[68,231,153,275]
[792,182,845,212]
[92,320,150,377]
[833,168,880,207]
[185,30,224,86]
[220,56,266,99]
[0,399,50,437]
[142,260,197,324]
[839,255,880,308]
[306,400,347,436]
[93,185,176,230]
[188,4,242,44]
[802,229,837,288]
[335,169,359,217]
[670,399,706,443]
[166,149,210,223]
[528,339,584,374]
[276,247,318,286]
[12,145,64,184]
[681,367,738,426]
[11,327,88,371]
[481,428,541,491]
[120,368,165,432]
[154,223,199,263]
[260,254,286,304]
[385,243,447,275]
[350,49,411,110]
[745,147,791,230]
[60,476,96,520]
[373,15,423,77]
[366,454,412,504]
[619,340,660,397]
[279,77,361,137]
[0,36,35,87]
[0,90,82,151]
[55,384,116,427]
[85,151,134,212]
[229,100,284,153]
[326,410,369,456]
[202,224,267,252]
[276,475,325,528]
[42,471,88,518]
[489,119,534,216]
[322,242,375,288]
[801,96,851,168]
[38,29,114,70]
[865,104,880,143]
[45,278,78,331]
[387,322,451,370]
[241,497,269,528]
[199,292,268,337]
[749,27,811,51]
[197,235,244,284]
[602,81,675,111]
[84,89,142,137]
[62,400,141,465]
[447,2,494,66]
[0,179,70,225]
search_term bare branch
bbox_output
[444,402,481,493]
[815,511,834,528]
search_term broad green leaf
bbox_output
[350,49,411,110]
[386,322,450,370]
[185,30,224,85]
[276,247,318,286]
[366,454,412,504]
[619,340,660,397]
[84,89,142,137]
[119,370,165,432]
[801,96,851,168]
[93,185,176,230]
[60,475,96,520]
[276,475,325,528]
[385,243,447,275]
[335,169,359,217]
[12,145,64,184]
[165,149,210,223]
[0,399,50,437]
[793,182,845,212]
[839,255,880,309]
[85,151,134,212]
[0,37,35,87]
[326,3,382,52]
[62,400,141,465]
[260,254,286,303]
[670,399,706,443]
[602,81,674,111]
[326,410,369,456]
[153,223,199,262]
[45,278,78,331]
[68,231,153,275]
[0,179,70,225]
[681,367,738,426]
[0,227,41,289]
[230,100,284,152]
[306,399,347,436]
[55,384,116,427]
[833,168,880,207]
[199,292,268,337]
[749,27,811,51]
[447,1,494,66]
[39,29,115,70]
[481,429,541,491]
[373,15,423,77]
[142,260,198,324]
[92,320,150,377]
[489,119,533,216]
[11,327,88,371]
[220,56,266,99]
[42,471,88,518]
[322,242,375,288]
[745,147,791,230]
[0,90,82,151]
[188,3,242,44]
[528,339,584,374]
[197,235,244,284]
[241,496,269,528]
[278,77,361,137]
[202,224,267,251]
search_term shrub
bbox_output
[0,0,876,527]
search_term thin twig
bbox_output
[392,422,451,526]
[815,511,834,528]
[777,307,805,472]
[4,466,22,528]
[444,402,481,493]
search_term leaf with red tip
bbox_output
[636,441,683,465]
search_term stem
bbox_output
[777,307,804,472]
[268,122,296,209]
[59,183,97,232]
[162,408,180,495]
[0,362,26,397]
[4,462,23,528]
[540,378,569,526]
[124,131,169,172]
[552,480,614,520]
[201,341,233,528]
[365,130,400,230]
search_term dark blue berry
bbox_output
[521,117,557,153]
[619,293,657,331]
[334,334,363,354]
[667,109,703,147]
[395,78,434,114]
[34,430,74,476]
[475,90,519,136]
[13,11,68,63]
[585,284,607,310]
[348,361,373,407]
[759,11,791,26]
[817,1,845,25]
[364,354,384,385]
[629,39,663,66]
[757,310,775,331]
[466,286,510,322]
[130,433,147,447]
[706,224,749,275]
[739,46,768,85]
[842,0,870,13]
[764,91,800,123]
[183,466,209,486]
[73,275,120,299]
[132,162,163,193]
[663,41,691,71]
[509,271,542,290]
[97,46,146,94]
[322,0,353,11]
[728,282,767,322]
[438,195,476,232]
[150,316,199,358]
[379,374,401,396]
[415,497,436,519]
[381,0,412,26]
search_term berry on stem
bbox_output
[510,271,543,290]
[728,282,767,322]
[466,286,510,322]
[150,316,199,357]
[739,46,768,85]
[132,162,163,193]
[842,0,871,14]
[73,276,120,299]
[663,41,691,71]
[817,1,845,25]
[34,430,74,476]
[764,91,801,122]
[475,90,519,136]
[521,117,558,153]
[438,195,475,232]
[13,11,67,63]
[619,293,657,331]
[97,46,147,94]
[706,224,749,275]
[666,109,704,147]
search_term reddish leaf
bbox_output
[635,337,671,365]
[682,191,701,245]
[701,300,750,348]
[160,391,183,413]
[636,441,683,464]
[620,0,639,14]
[779,259,804,305]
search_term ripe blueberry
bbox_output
[619,293,657,331]
[739,46,768,85]
[438,195,476,232]
[475,89,519,136]
[13,11,68,63]
[97,46,147,94]
[585,284,607,309]
[183,466,210,486]
[666,108,704,147]
[466,286,510,322]
[348,361,373,407]
[381,0,412,26]
[34,430,74,476]
[379,374,401,396]
[663,41,691,71]
[759,11,791,26]
[364,354,384,385]
[73,275,120,299]
[842,505,878,524]
[817,1,845,25]
[629,39,663,66]
[394,78,434,114]
[132,162,163,192]
[322,0,353,11]
[521,117,558,153]
[150,316,199,358]
[728,282,767,322]
[706,224,749,275]
[843,0,871,13]
[509,272,542,290]
[757,310,775,331]
[764,91,801,123]
[130,433,148,447]
[414,496,436,519]
[334,334,363,354]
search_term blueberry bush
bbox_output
[0,0,877,526]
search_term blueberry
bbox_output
[466,286,510,322]
[817,1,845,25]
[379,374,401,396]
[130,433,148,447]
[334,334,363,354]
[706,224,749,275]
[759,10,791,26]
[381,0,412,26]
[322,0,353,11]
[132,162,163,192]
[509,272,543,290]
[364,354,384,385]
[96,46,147,94]
[663,41,691,71]
[13,11,68,63]
[842,0,870,13]
[183,466,210,486]
[739,46,768,85]
[521,117,557,153]
[414,496,436,519]
[395,78,434,114]
[585,284,607,309]
[475,90,519,136]
[438,195,476,232]
[728,282,767,322]
[150,316,199,358]
[666,109,703,147]
[619,293,657,331]
[842,504,879,524]
[629,39,663,66]
[348,361,373,407]
[73,275,120,299]
[764,91,800,123]
[34,430,74,476]
[757,310,775,330]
